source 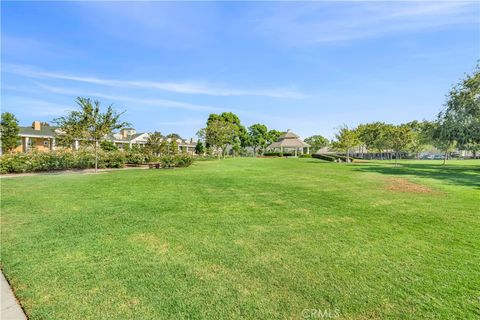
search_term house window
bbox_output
[44,139,50,146]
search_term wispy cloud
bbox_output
[1,96,71,117]
[3,64,304,98]
[254,1,478,45]
[157,119,205,127]
[24,83,227,113]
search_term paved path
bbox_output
[1,271,27,320]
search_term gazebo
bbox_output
[267,130,310,156]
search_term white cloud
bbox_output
[3,64,304,99]
[1,97,71,117]
[254,1,479,45]
[17,83,226,113]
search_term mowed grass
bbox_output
[1,158,479,319]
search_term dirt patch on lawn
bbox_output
[385,178,434,194]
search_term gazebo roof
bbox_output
[267,130,310,148]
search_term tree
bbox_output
[442,65,480,147]
[428,116,457,165]
[170,140,179,155]
[266,129,282,145]
[390,125,414,166]
[196,128,206,142]
[166,133,182,140]
[206,118,238,158]
[145,131,163,155]
[195,140,205,155]
[304,135,329,153]
[54,97,129,172]
[332,125,360,163]
[206,112,245,158]
[464,142,480,159]
[100,140,118,151]
[1,112,20,154]
[356,122,389,159]
[247,123,268,156]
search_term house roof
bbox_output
[19,126,57,138]
[267,130,310,148]
[268,139,310,148]
[281,131,300,139]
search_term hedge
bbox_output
[262,152,295,157]
[0,150,194,174]
[312,154,335,162]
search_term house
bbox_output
[108,128,150,149]
[16,121,58,153]
[14,121,197,154]
[266,129,310,156]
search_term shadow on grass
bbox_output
[352,162,480,189]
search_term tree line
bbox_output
[331,66,479,164]
[1,65,478,164]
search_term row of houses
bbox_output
[15,121,197,153]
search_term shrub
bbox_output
[0,150,195,174]
[159,155,176,168]
[263,152,283,157]
[300,154,312,158]
[98,150,125,168]
[100,140,118,151]
[125,151,148,165]
[158,154,194,168]
[312,154,335,162]
[174,154,194,167]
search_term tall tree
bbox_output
[0,112,20,154]
[206,112,245,158]
[332,125,360,163]
[428,116,457,165]
[357,122,390,159]
[54,97,129,172]
[145,131,163,155]
[247,123,268,156]
[195,140,205,155]
[266,129,282,145]
[438,65,480,150]
[206,118,238,159]
[390,124,414,166]
[304,135,329,153]
[207,112,247,147]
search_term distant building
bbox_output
[266,129,310,156]
[16,121,58,153]
[14,121,196,154]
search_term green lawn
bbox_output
[1,158,479,319]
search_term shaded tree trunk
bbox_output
[94,140,98,173]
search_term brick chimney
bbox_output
[32,121,41,131]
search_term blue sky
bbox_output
[2,1,479,139]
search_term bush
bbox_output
[159,154,194,168]
[100,140,118,151]
[98,150,125,168]
[0,149,195,174]
[125,151,148,165]
[174,154,194,167]
[300,154,312,158]
[312,154,335,162]
[263,152,283,157]
[0,150,127,173]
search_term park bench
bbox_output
[148,163,160,169]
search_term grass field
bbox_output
[1,158,479,319]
